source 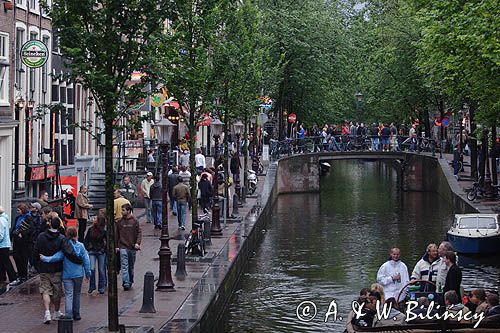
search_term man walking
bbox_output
[33,217,83,324]
[195,148,206,175]
[116,204,142,290]
[75,185,93,243]
[140,172,154,223]
[120,176,138,207]
[150,175,163,229]
[0,207,17,289]
[168,166,180,216]
[113,189,130,222]
[376,247,409,302]
[173,178,190,230]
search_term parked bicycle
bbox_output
[467,177,485,201]
[184,211,210,256]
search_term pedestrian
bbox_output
[40,226,90,321]
[30,202,45,272]
[120,175,138,207]
[10,203,33,285]
[381,124,391,151]
[179,149,190,167]
[140,172,154,224]
[230,151,240,182]
[179,165,191,187]
[147,150,155,162]
[409,124,417,151]
[173,178,190,230]
[0,206,17,287]
[390,123,398,151]
[33,217,83,324]
[38,191,50,208]
[195,148,206,175]
[168,166,180,216]
[113,189,130,222]
[198,174,213,212]
[84,211,107,294]
[150,175,163,229]
[443,251,462,296]
[376,247,409,302]
[75,185,93,243]
[116,203,142,290]
[370,123,380,151]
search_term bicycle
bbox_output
[184,212,210,256]
[466,177,484,201]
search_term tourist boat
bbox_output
[446,214,500,254]
[347,322,500,332]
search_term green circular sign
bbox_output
[21,40,48,68]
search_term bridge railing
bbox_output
[270,135,444,160]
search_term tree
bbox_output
[48,1,168,330]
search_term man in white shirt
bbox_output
[195,148,206,175]
[377,247,410,302]
[140,172,154,223]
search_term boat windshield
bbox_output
[459,217,497,229]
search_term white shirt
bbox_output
[195,153,206,168]
[377,260,410,302]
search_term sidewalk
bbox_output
[440,152,499,213]
[0,168,262,332]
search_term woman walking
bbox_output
[40,227,90,320]
[84,212,107,294]
[10,203,33,285]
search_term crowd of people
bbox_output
[347,242,500,330]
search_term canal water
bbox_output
[223,160,500,332]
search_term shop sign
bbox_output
[21,40,49,68]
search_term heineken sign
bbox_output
[20,40,48,68]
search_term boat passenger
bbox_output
[443,251,462,297]
[410,243,439,291]
[444,290,471,324]
[373,297,406,327]
[466,289,490,315]
[434,241,454,291]
[407,296,439,324]
[350,295,376,328]
[376,247,409,302]
[370,283,385,304]
[486,294,500,320]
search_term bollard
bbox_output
[232,194,239,216]
[57,318,73,333]
[139,271,156,313]
[203,220,212,246]
[175,244,187,280]
[241,186,247,204]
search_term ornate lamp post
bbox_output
[154,118,176,290]
[232,120,244,200]
[210,118,224,236]
[355,92,363,123]
[14,98,25,190]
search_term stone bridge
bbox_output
[277,151,445,194]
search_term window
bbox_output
[0,34,8,103]
[16,0,26,6]
[29,0,38,11]
[60,86,66,103]
[51,84,59,102]
[15,28,26,89]
[0,34,7,61]
[67,88,73,104]
[459,217,498,230]
[42,36,49,92]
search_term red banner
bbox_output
[30,164,57,181]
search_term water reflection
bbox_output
[223,160,500,332]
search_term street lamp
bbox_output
[14,98,25,190]
[355,92,363,102]
[355,92,363,123]
[210,117,224,236]
[25,99,35,194]
[153,117,176,290]
[232,120,244,201]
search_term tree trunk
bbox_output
[243,113,248,188]
[189,104,198,226]
[223,117,229,218]
[469,104,478,178]
[105,114,119,331]
[492,125,497,186]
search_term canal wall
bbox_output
[172,153,480,332]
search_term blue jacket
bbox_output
[41,239,91,279]
[0,212,11,249]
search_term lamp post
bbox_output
[355,92,363,123]
[232,120,244,200]
[210,118,224,236]
[154,118,176,290]
[25,99,34,193]
[14,98,25,190]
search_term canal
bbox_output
[223,160,500,332]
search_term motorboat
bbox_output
[319,162,331,176]
[446,214,500,254]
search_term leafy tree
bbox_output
[48,0,168,330]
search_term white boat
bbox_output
[447,214,500,254]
